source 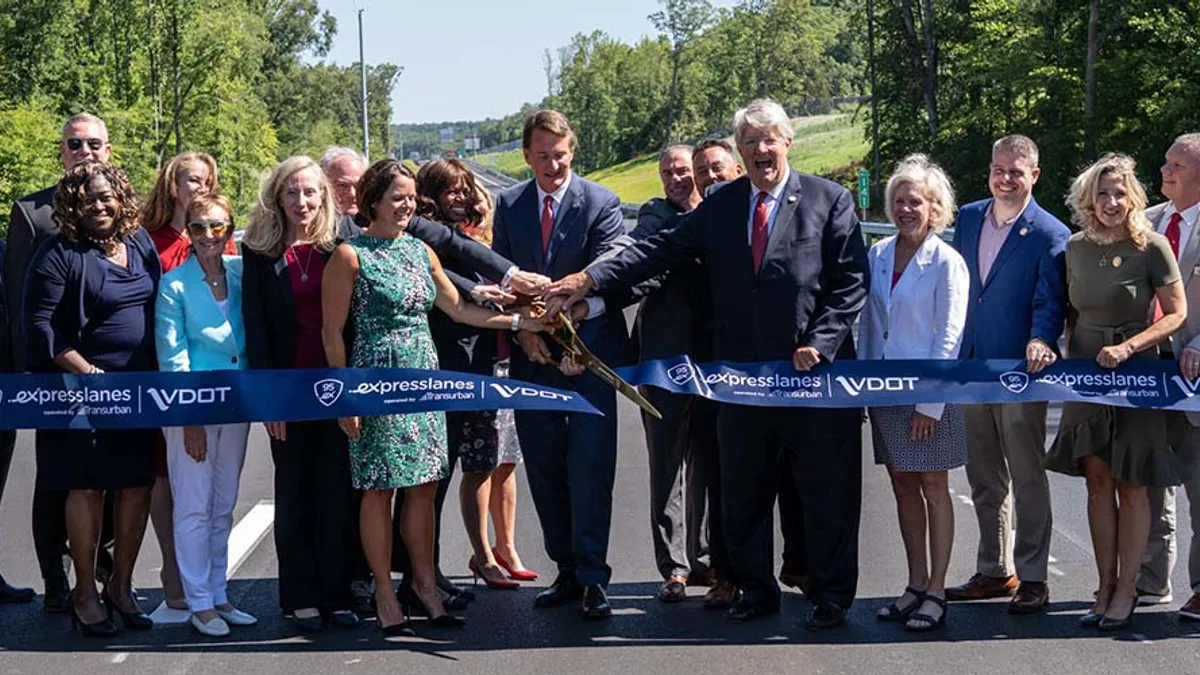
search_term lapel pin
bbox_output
[1112,256,1123,268]
[787,195,797,204]
[1019,227,1029,236]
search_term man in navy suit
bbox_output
[547,99,869,630]
[945,135,1068,614]
[492,110,630,620]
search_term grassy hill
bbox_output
[473,112,869,204]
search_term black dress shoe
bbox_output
[328,610,361,628]
[579,585,611,620]
[727,599,780,623]
[0,581,36,604]
[289,613,324,633]
[427,613,467,628]
[534,575,584,608]
[43,576,72,615]
[806,601,847,632]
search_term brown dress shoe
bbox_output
[704,581,737,610]
[1008,581,1049,614]
[1178,594,1200,621]
[687,569,716,587]
[658,576,688,603]
[945,573,1018,601]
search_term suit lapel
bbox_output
[960,202,984,286]
[876,237,897,313]
[547,179,584,270]
[512,182,543,272]
[889,233,936,308]
[183,257,233,349]
[981,199,1036,292]
[759,172,803,275]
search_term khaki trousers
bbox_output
[963,402,1053,582]
[1141,422,1200,596]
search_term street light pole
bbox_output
[358,8,369,161]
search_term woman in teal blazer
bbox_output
[154,193,255,638]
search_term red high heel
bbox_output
[468,557,521,589]
[492,548,539,581]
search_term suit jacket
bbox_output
[241,246,329,370]
[1146,202,1200,425]
[493,174,632,375]
[860,232,969,419]
[587,171,869,363]
[4,186,57,372]
[155,255,247,373]
[952,197,1069,359]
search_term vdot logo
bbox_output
[1000,371,1031,394]
[1171,374,1200,397]
[489,384,574,402]
[667,363,696,386]
[314,379,345,408]
[147,386,232,412]
[835,376,918,397]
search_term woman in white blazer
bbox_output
[861,155,969,632]
[154,193,256,637]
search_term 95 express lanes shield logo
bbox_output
[314,378,345,407]
[1000,371,1030,394]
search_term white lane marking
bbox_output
[1048,566,1065,577]
[1132,633,1152,644]
[226,501,276,576]
[1048,555,1059,563]
[955,494,974,506]
[111,653,129,664]
[148,501,275,625]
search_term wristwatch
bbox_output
[510,313,522,332]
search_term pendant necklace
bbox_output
[292,242,315,282]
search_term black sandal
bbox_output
[877,586,925,621]
[905,594,947,632]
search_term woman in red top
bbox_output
[139,151,233,618]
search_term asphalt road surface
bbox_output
[1,395,1198,674]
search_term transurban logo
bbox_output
[1171,375,1200,397]
[147,387,232,412]
[835,376,918,397]
[489,384,574,402]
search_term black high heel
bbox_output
[399,587,466,628]
[1098,597,1137,631]
[398,584,469,615]
[380,619,416,637]
[103,590,153,630]
[427,613,466,628]
[71,604,119,637]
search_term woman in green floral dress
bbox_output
[321,160,547,635]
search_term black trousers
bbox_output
[270,419,354,612]
[777,462,808,577]
[717,404,862,609]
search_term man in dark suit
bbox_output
[0,238,35,604]
[548,98,869,630]
[946,135,1068,615]
[492,110,630,620]
[3,113,114,613]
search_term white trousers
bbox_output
[165,423,250,612]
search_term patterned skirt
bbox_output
[869,404,968,472]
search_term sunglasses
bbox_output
[65,137,107,151]
[186,220,232,237]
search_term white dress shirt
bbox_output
[746,168,791,244]
[535,172,604,319]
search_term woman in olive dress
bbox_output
[320,159,547,635]
[1043,154,1187,630]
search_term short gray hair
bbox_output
[659,144,694,164]
[732,99,794,146]
[1173,132,1200,161]
[884,154,957,233]
[61,113,107,140]
[992,134,1040,168]
[320,146,367,174]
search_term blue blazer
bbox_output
[952,197,1069,359]
[155,255,247,372]
[588,172,869,363]
[492,174,632,373]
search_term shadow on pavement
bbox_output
[2,579,1199,655]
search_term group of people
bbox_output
[0,99,1198,644]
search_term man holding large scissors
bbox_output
[492,109,632,620]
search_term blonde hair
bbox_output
[1068,153,1151,250]
[243,156,337,257]
[884,154,957,233]
[141,152,219,232]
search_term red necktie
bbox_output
[751,192,769,273]
[1166,212,1182,260]
[540,195,555,254]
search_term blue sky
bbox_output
[316,0,736,124]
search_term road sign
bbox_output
[857,169,870,210]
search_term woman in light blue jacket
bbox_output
[155,193,256,637]
[860,155,969,632]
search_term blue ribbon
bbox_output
[617,356,1200,411]
[0,368,599,430]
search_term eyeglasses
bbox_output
[186,220,232,237]
[65,138,107,151]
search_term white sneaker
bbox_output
[190,614,231,637]
[216,607,258,626]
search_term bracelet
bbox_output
[510,313,521,332]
